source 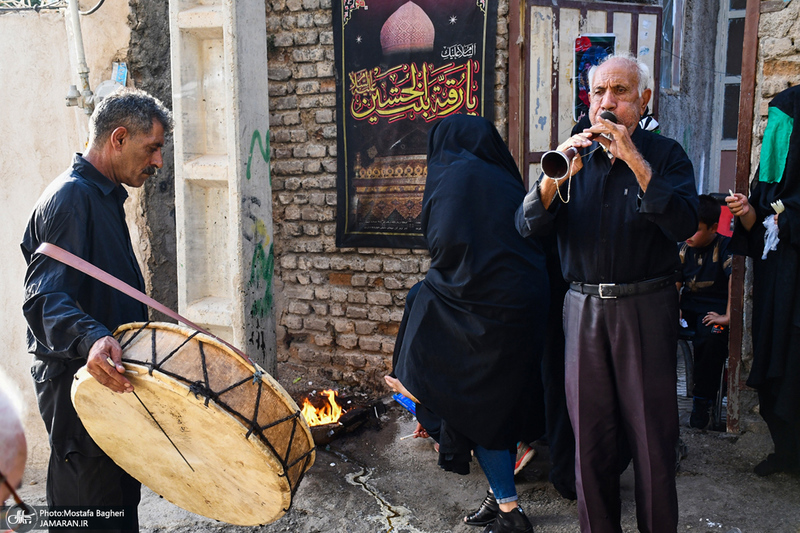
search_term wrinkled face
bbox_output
[589,58,651,134]
[112,119,165,188]
[686,222,718,248]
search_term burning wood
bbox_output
[301,389,346,426]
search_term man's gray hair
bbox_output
[88,88,174,146]
[588,52,650,97]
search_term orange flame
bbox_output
[301,390,346,426]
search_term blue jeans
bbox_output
[473,446,517,503]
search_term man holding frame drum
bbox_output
[21,88,172,532]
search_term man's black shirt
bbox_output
[22,154,148,382]
[516,127,698,284]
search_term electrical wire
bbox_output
[79,0,103,15]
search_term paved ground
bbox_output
[14,387,800,533]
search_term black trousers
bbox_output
[683,310,728,400]
[564,286,679,533]
[35,360,140,533]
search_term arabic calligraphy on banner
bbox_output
[334,0,498,248]
[349,60,481,124]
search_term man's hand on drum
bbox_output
[87,336,134,393]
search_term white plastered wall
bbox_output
[0,4,132,466]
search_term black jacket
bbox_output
[22,154,148,383]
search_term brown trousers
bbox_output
[564,286,679,533]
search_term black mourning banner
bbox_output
[334,0,498,249]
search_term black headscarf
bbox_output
[393,114,549,451]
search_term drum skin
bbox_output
[70,322,315,526]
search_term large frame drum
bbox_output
[71,322,315,525]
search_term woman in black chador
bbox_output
[386,114,549,533]
[727,85,800,476]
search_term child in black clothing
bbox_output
[678,194,732,429]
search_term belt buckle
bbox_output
[598,283,617,299]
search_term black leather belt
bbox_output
[570,274,677,299]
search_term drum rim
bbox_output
[114,321,316,455]
[72,364,294,524]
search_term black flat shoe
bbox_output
[482,506,533,533]
[464,491,498,527]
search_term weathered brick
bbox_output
[367,292,393,306]
[368,307,390,322]
[400,259,420,274]
[274,161,304,175]
[346,307,368,319]
[315,109,333,124]
[364,259,382,273]
[304,317,328,331]
[347,291,366,303]
[315,286,331,300]
[280,255,297,268]
[359,336,382,352]
[354,321,376,335]
[383,259,402,272]
[332,318,353,333]
[296,13,314,28]
[336,334,358,349]
[311,302,328,315]
[304,160,322,173]
[292,48,325,62]
[274,32,294,47]
[307,144,327,158]
[302,223,320,236]
[333,353,365,368]
[383,277,403,290]
[271,130,291,143]
[329,273,352,286]
[381,339,395,354]
[317,62,335,78]
[269,66,293,80]
[288,301,311,314]
[274,95,298,110]
[284,205,301,220]
[295,65,318,79]
[283,314,303,329]
[314,333,333,347]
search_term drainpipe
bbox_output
[64,0,94,115]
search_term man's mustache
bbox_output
[142,166,157,176]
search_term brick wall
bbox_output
[752,0,800,157]
[266,0,510,392]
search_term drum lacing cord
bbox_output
[115,325,317,501]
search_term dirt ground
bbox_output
[13,374,800,533]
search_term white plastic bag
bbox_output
[762,216,780,259]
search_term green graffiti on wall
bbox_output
[246,129,270,182]
[250,241,274,318]
[249,217,274,318]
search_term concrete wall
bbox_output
[0,4,132,464]
[658,0,720,191]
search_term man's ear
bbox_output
[710,222,719,233]
[109,126,128,151]
[640,88,652,115]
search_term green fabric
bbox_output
[759,106,793,183]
